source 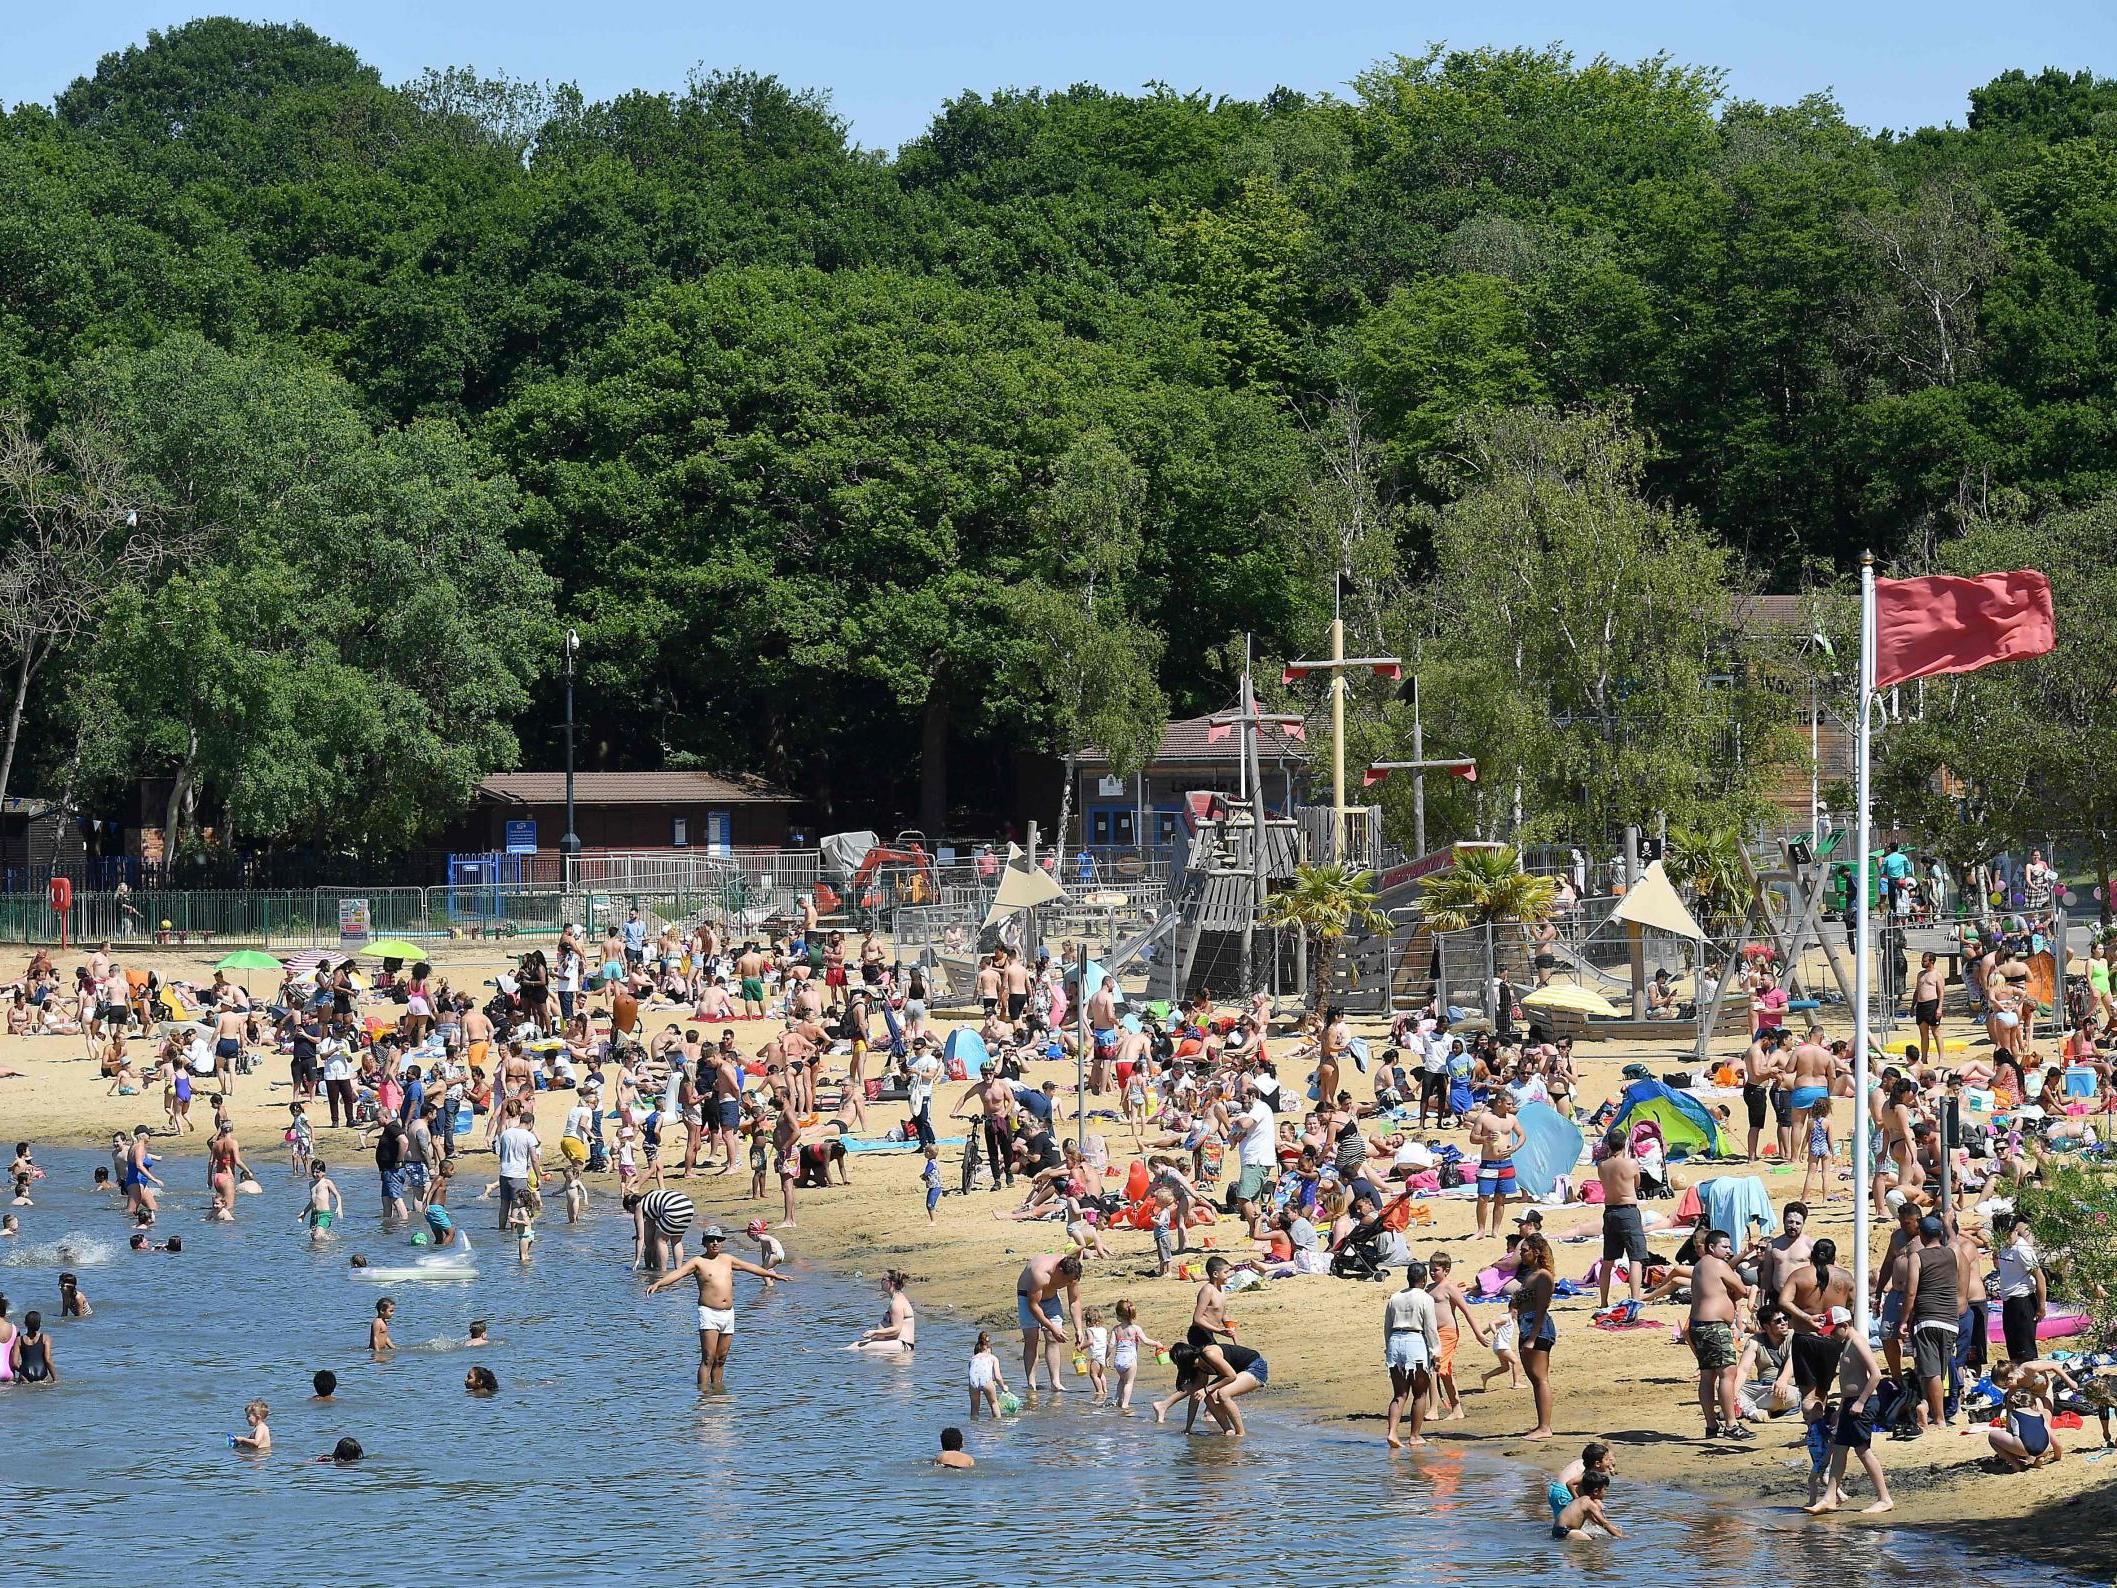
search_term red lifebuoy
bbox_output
[47,876,71,913]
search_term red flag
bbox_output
[1281,665,1310,685]
[1205,721,1232,745]
[1874,571,2055,688]
[1450,762,1479,783]
[1370,661,1402,682]
[1282,723,1307,743]
[1363,766,1390,788]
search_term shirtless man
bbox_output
[771,1105,802,1228]
[1688,1228,1753,1437]
[1751,1200,1815,1308]
[976,955,1003,1019]
[1014,1251,1085,1392]
[1595,1128,1645,1307]
[1740,1028,1790,1163]
[1872,1196,1923,1385]
[1470,1091,1527,1238]
[1785,1028,1834,1165]
[710,1046,742,1174]
[646,1224,790,1390]
[1002,953,1033,1025]
[461,1003,494,1077]
[212,1002,247,1098]
[735,944,769,1020]
[1085,980,1119,1095]
[1778,1238,1856,1426]
[1912,953,1946,1064]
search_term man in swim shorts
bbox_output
[1015,1251,1085,1393]
[1786,1027,1835,1156]
[1595,1127,1646,1307]
[1469,1092,1526,1237]
[1688,1228,1752,1438]
[645,1224,789,1390]
[1740,1027,1790,1162]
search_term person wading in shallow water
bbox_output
[646,1224,789,1391]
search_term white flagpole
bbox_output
[1852,553,1876,1330]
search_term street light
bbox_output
[560,629,582,859]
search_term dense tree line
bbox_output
[4,17,2115,857]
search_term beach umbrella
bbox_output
[215,948,282,997]
[360,939,423,961]
[640,1187,695,1239]
[1520,983,1622,1018]
[283,949,334,972]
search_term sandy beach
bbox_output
[4,940,2106,1573]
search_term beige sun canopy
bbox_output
[983,858,1066,927]
[1609,860,1706,940]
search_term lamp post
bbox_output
[560,629,582,862]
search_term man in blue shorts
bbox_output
[1471,1091,1527,1238]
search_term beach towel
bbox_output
[1698,1175,1777,1239]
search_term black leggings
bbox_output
[2002,1294,2041,1363]
[985,1116,1013,1185]
[326,1078,358,1129]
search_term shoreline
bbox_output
[4,942,2109,1572]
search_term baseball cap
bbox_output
[1827,1305,1853,1327]
[1513,1209,1543,1225]
[745,1219,768,1238]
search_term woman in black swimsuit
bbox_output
[1166,1340,1269,1436]
[13,1308,53,1383]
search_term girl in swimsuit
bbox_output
[12,1309,52,1383]
[1989,1373,2059,1469]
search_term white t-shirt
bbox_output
[496,1124,539,1179]
[1236,1099,1275,1170]
[1420,1033,1452,1076]
[1993,1235,2041,1299]
[563,1102,593,1143]
[908,1053,942,1109]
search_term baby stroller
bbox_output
[1629,1119,1674,1198]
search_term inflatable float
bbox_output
[1986,1304,2093,1344]
[353,1231,478,1282]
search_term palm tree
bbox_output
[1261,862,1391,1014]
[1662,825,1752,935]
[1417,845,1556,931]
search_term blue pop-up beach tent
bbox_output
[943,1027,990,1078]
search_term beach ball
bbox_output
[161,919,173,930]
[997,1392,1022,1415]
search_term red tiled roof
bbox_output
[1079,715,1306,767]
[478,771,795,806]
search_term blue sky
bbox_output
[9,2,2117,151]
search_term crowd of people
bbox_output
[6,885,2117,1546]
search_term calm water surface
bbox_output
[0,1151,2073,1585]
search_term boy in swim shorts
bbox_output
[303,1162,342,1239]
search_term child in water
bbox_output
[12,1310,54,1383]
[1110,1298,1164,1411]
[968,1330,1009,1419]
[58,1272,89,1318]
[1082,1306,1111,1403]
[230,1399,272,1452]
[562,1161,587,1223]
[1551,1470,1621,1540]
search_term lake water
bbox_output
[0,1150,2072,1585]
